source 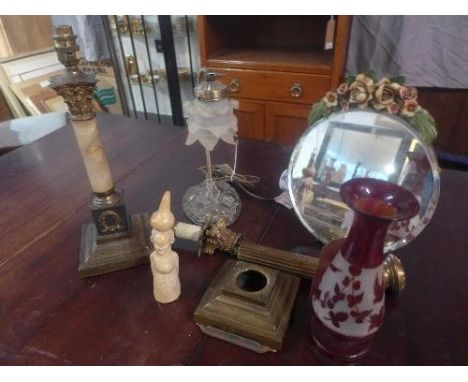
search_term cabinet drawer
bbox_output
[213,68,331,105]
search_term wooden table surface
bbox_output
[1,113,467,365]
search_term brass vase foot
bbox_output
[78,214,151,278]
[194,260,300,353]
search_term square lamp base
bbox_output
[78,214,151,278]
[194,260,300,353]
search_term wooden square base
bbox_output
[194,260,300,353]
[78,214,151,278]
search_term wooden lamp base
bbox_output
[78,214,151,278]
[194,260,300,353]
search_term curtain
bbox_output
[346,16,468,88]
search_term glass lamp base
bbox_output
[182,179,242,226]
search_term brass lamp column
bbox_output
[49,25,151,278]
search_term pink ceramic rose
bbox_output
[323,91,338,107]
[401,100,421,117]
[400,86,418,101]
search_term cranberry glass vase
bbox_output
[310,178,420,360]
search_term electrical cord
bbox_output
[197,164,276,201]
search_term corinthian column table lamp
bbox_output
[49,26,151,278]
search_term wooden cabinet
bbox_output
[198,16,351,144]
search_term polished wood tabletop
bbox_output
[0,113,467,365]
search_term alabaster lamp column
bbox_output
[72,118,113,194]
[49,25,151,278]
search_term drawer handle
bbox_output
[290,83,303,98]
[229,78,240,93]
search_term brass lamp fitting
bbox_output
[49,25,97,121]
[200,217,242,256]
[197,218,406,293]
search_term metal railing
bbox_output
[102,15,199,126]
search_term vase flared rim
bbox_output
[340,178,420,222]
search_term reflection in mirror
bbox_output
[288,109,440,253]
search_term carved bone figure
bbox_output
[149,191,181,303]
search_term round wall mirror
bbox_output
[288,109,440,253]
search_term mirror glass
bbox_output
[288,109,440,253]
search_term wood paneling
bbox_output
[265,102,310,145]
[417,88,468,155]
[0,16,53,57]
[446,91,468,155]
[0,18,12,57]
[235,98,265,140]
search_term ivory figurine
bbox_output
[149,191,181,303]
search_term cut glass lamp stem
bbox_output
[205,148,213,180]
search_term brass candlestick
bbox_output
[49,26,151,278]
